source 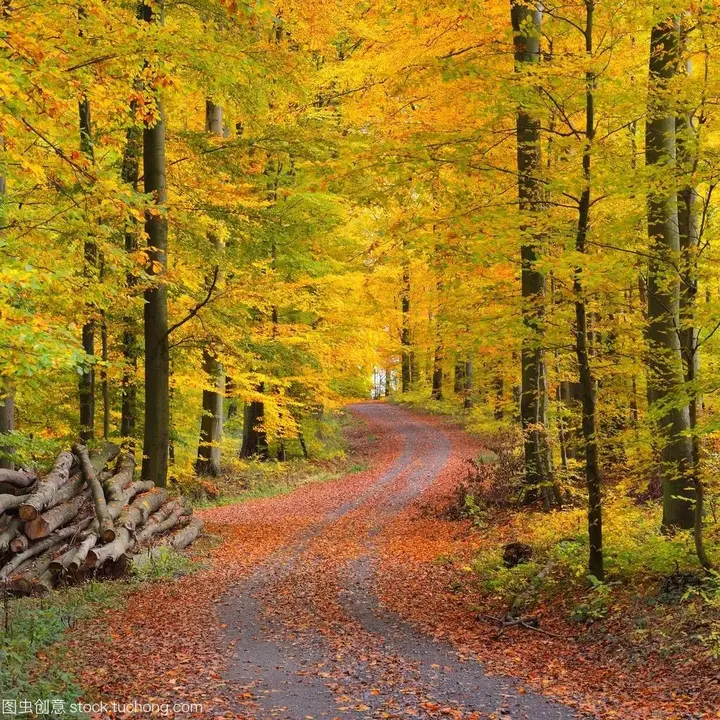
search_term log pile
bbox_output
[0,443,203,596]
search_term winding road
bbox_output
[215,403,586,720]
[70,403,592,719]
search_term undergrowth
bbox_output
[394,392,720,654]
[180,410,367,506]
[0,581,127,718]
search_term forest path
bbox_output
[216,403,584,720]
[69,403,590,720]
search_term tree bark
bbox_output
[170,516,204,550]
[0,516,22,553]
[401,259,412,393]
[240,384,269,459]
[0,468,36,488]
[74,443,114,542]
[0,517,92,581]
[431,273,443,400]
[24,492,88,541]
[78,95,95,442]
[121,120,142,444]
[136,499,190,545]
[19,451,75,521]
[120,487,167,532]
[511,0,559,507]
[573,0,603,580]
[141,0,170,488]
[195,98,225,477]
[675,30,709,566]
[0,137,12,471]
[645,19,695,531]
[0,384,14,471]
[0,492,30,514]
[463,357,473,409]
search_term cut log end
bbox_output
[18,503,40,521]
[10,535,29,553]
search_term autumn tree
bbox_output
[510,0,559,507]
[141,0,170,487]
[645,16,695,530]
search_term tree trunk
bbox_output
[196,349,224,476]
[0,468,37,488]
[170,516,204,550]
[0,385,13,472]
[121,121,142,445]
[120,487,167,532]
[101,308,110,440]
[141,0,169,487]
[0,137,12,471]
[401,260,412,393]
[511,0,558,507]
[24,492,88,541]
[78,95,95,442]
[431,278,443,400]
[573,0,603,580]
[74,443,114,542]
[240,384,269,459]
[1,518,23,553]
[645,19,695,531]
[463,357,473,409]
[195,98,224,477]
[676,31,709,566]
[0,493,31,514]
[0,517,93,581]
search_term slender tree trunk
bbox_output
[118,17,144,447]
[195,99,225,477]
[401,258,412,392]
[141,0,169,486]
[225,375,238,419]
[511,0,558,507]
[0,389,12,470]
[120,121,141,445]
[676,31,710,567]
[463,357,473,409]
[0,137,12,471]
[573,0,603,580]
[431,347,443,400]
[431,277,443,400]
[645,19,695,530]
[78,95,95,442]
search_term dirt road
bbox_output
[71,403,588,719]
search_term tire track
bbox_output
[219,404,588,719]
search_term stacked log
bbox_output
[0,443,203,596]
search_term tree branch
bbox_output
[165,265,220,339]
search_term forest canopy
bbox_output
[2,0,720,578]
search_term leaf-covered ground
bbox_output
[62,404,717,719]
